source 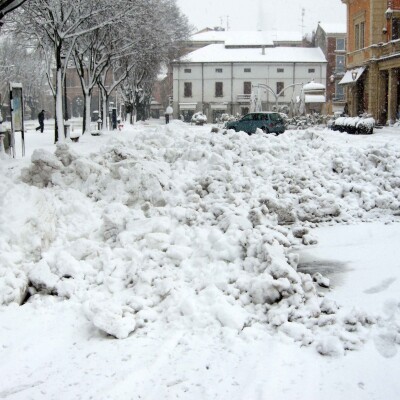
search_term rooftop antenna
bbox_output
[219,15,230,31]
[300,8,306,36]
[257,0,264,31]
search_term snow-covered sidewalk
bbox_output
[0,121,400,399]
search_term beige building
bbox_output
[341,0,400,123]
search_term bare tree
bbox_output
[116,0,191,124]
[0,0,27,24]
[10,0,133,142]
[0,37,47,119]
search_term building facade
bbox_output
[314,23,347,113]
[341,0,400,123]
[172,44,326,122]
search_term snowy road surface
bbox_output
[0,120,399,399]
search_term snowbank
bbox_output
[1,124,400,355]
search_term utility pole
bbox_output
[300,8,306,36]
[257,0,264,31]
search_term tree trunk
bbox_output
[84,94,91,134]
[56,67,64,142]
[102,93,108,130]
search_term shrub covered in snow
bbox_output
[191,112,207,125]
[331,116,375,134]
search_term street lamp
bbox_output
[75,97,82,118]
[385,7,393,20]
[351,70,358,81]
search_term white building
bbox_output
[172,40,327,122]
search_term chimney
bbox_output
[262,46,265,55]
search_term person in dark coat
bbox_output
[36,110,45,133]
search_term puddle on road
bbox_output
[296,253,351,288]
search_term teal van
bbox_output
[226,112,286,134]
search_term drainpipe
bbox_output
[201,62,204,113]
[293,62,296,85]
[231,62,234,115]
[177,63,180,117]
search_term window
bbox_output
[277,68,284,73]
[336,38,345,51]
[355,24,359,50]
[244,68,251,73]
[335,82,344,100]
[184,68,191,73]
[360,22,365,48]
[308,68,315,73]
[392,18,400,40]
[336,55,345,72]
[355,22,365,49]
[243,81,252,95]
[215,82,223,97]
[215,68,223,73]
[276,82,284,96]
[184,82,192,97]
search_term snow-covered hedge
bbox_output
[331,116,375,134]
[191,112,207,125]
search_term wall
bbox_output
[173,61,326,120]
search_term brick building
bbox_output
[314,23,347,113]
[341,0,400,123]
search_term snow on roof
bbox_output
[190,30,303,46]
[179,44,326,64]
[305,94,326,103]
[303,82,326,91]
[318,23,347,34]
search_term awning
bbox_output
[305,95,326,103]
[339,67,366,85]
[179,103,197,110]
[210,103,228,110]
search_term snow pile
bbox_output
[1,124,400,354]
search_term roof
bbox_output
[190,30,303,46]
[178,44,327,64]
[303,82,325,91]
[318,23,347,35]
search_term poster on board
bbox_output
[9,82,25,157]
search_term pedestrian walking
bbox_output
[165,105,173,124]
[35,110,45,133]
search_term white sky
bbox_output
[176,0,346,36]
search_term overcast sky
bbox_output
[176,0,346,36]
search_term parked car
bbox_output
[225,112,286,134]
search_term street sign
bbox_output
[9,82,25,157]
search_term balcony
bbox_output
[236,94,251,103]
[347,39,400,67]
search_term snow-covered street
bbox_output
[1,121,400,399]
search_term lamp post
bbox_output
[75,97,82,118]
[251,82,304,112]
